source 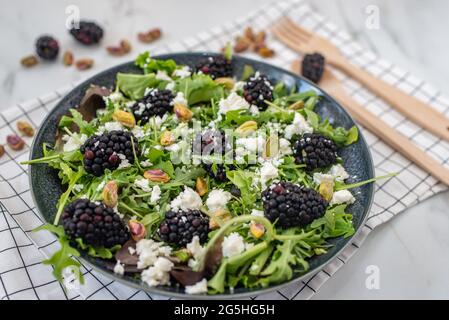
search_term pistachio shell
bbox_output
[144,169,171,183]
[319,180,334,202]
[263,134,279,159]
[173,104,193,122]
[235,120,258,137]
[250,222,265,239]
[128,220,147,241]
[214,77,235,90]
[102,181,118,208]
[112,110,136,128]
[195,177,208,196]
[160,130,175,146]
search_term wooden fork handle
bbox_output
[332,89,449,185]
[330,57,449,141]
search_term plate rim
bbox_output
[28,52,374,299]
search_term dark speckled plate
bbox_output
[29,52,374,299]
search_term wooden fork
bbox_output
[273,17,449,142]
[291,60,449,186]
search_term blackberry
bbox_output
[302,53,325,83]
[293,133,338,170]
[131,89,174,125]
[80,130,138,176]
[262,181,327,228]
[195,55,232,79]
[158,210,209,247]
[243,73,274,111]
[35,36,59,60]
[61,199,129,248]
[69,21,104,45]
[193,130,234,182]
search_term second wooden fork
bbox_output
[273,17,449,141]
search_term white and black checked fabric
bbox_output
[1,0,448,300]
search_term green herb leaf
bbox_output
[117,73,162,100]
[135,51,178,75]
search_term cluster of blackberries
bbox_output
[131,89,174,125]
[301,53,325,83]
[293,133,338,170]
[80,130,138,176]
[193,130,234,182]
[195,55,233,79]
[61,199,129,248]
[243,73,274,111]
[262,181,327,228]
[158,210,210,247]
[69,21,104,45]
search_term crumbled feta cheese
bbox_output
[236,136,265,154]
[330,190,356,206]
[117,153,132,169]
[222,232,246,258]
[104,121,124,132]
[165,81,175,91]
[134,177,152,192]
[132,126,146,139]
[141,257,174,287]
[187,235,206,269]
[165,142,181,152]
[206,189,232,212]
[329,164,349,182]
[108,92,123,102]
[173,92,188,106]
[260,161,279,188]
[284,113,313,139]
[136,239,172,269]
[185,278,208,294]
[155,70,172,82]
[170,187,203,212]
[62,133,88,152]
[128,247,136,255]
[150,185,161,204]
[232,81,245,92]
[249,105,260,115]
[172,66,191,79]
[113,260,125,275]
[313,173,334,185]
[279,138,292,156]
[72,184,84,193]
[149,114,167,129]
[250,209,264,217]
[96,180,106,191]
[140,160,153,167]
[218,92,250,114]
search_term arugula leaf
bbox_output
[273,82,289,99]
[34,224,84,286]
[75,238,121,259]
[241,65,255,81]
[117,73,162,100]
[226,170,257,213]
[175,74,224,105]
[135,51,178,75]
[59,109,95,135]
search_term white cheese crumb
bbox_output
[113,260,125,276]
[173,92,188,106]
[62,133,88,152]
[206,189,232,212]
[222,232,246,258]
[330,190,356,206]
[249,105,260,115]
[104,121,124,132]
[232,81,245,92]
[260,161,279,188]
[187,235,206,269]
[279,138,293,156]
[155,70,172,82]
[172,66,191,78]
[117,153,132,169]
[284,112,313,139]
[329,164,349,182]
[218,92,250,114]
[150,185,161,204]
[134,177,152,192]
[185,278,208,294]
[140,160,153,167]
[72,184,84,193]
[132,126,146,139]
[136,239,172,269]
[141,257,174,287]
[313,173,334,185]
[250,209,264,217]
[170,187,203,212]
[165,81,175,91]
[128,247,136,255]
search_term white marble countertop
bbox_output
[1,0,449,299]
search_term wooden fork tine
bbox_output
[281,17,313,39]
[271,21,307,52]
[276,18,310,42]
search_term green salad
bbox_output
[24,50,386,295]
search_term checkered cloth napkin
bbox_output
[1,0,448,300]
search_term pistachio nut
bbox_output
[102,181,118,208]
[144,169,171,183]
[195,177,208,196]
[250,222,265,239]
[160,130,175,146]
[112,110,136,128]
[173,104,193,122]
[128,220,147,241]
